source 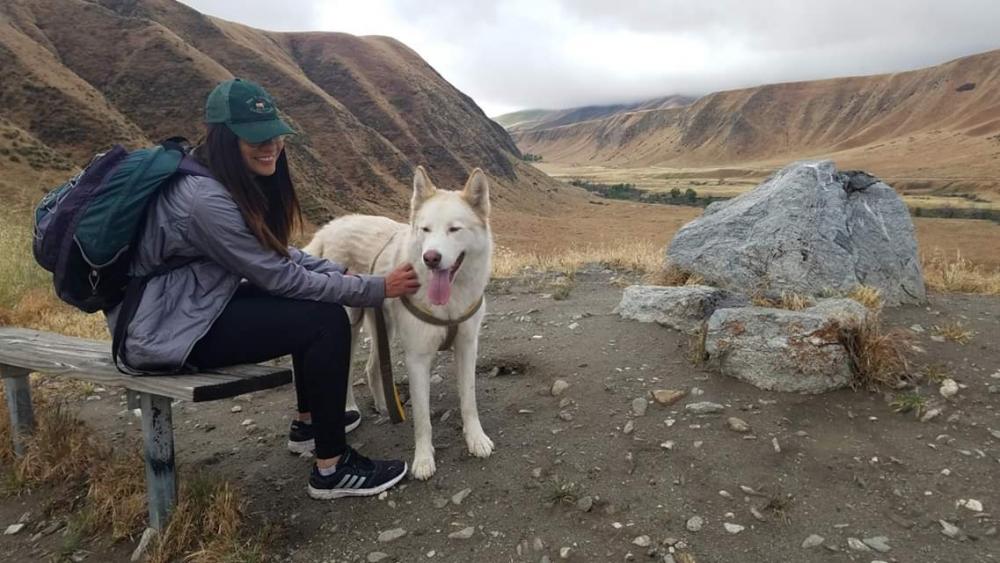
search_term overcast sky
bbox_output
[178,0,1000,116]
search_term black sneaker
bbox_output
[287,411,362,454]
[307,446,407,499]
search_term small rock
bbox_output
[652,389,686,405]
[727,417,751,433]
[690,387,704,396]
[632,535,652,547]
[576,496,594,512]
[719,490,733,499]
[939,379,959,398]
[558,411,574,422]
[772,437,781,453]
[802,534,824,549]
[367,553,390,563]
[989,429,1000,440]
[230,405,243,413]
[4,524,25,535]
[910,324,925,333]
[724,523,744,534]
[241,418,253,426]
[863,536,891,553]
[939,520,961,538]
[378,528,407,543]
[448,526,475,540]
[959,498,984,512]
[551,379,571,396]
[559,546,572,559]
[623,420,635,435]
[686,516,704,532]
[451,488,473,505]
[685,402,724,414]
[847,537,871,551]
[568,323,579,330]
[632,398,648,417]
[920,408,942,423]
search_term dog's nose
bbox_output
[423,250,442,269]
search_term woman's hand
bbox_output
[384,263,420,297]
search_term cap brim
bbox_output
[227,119,295,143]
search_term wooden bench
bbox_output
[0,327,292,531]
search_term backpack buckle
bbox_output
[88,269,100,292]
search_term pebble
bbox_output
[560,547,572,559]
[727,417,751,433]
[576,496,594,512]
[230,405,242,413]
[241,418,253,426]
[940,379,959,398]
[802,534,824,549]
[847,538,871,551]
[378,528,406,543]
[448,526,475,540]
[567,323,579,330]
[771,437,781,453]
[558,411,574,422]
[452,488,473,505]
[931,335,946,343]
[685,402,724,414]
[690,387,704,396]
[652,389,686,405]
[632,398,648,417]
[863,536,891,552]
[367,553,389,563]
[958,498,983,512]
[660,441,675,450]
[623,420,635,435]
[551,379,571,396]
[920,408,942,422]
[632,535,651,547]
[939,520,961,539]
[989,429,1000,440]
[719,490,733,499]
[686,516,704,532]
[4,524,25,535]
[724,523,744,534]
[910,324,925,333]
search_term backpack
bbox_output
[32,138,210,314]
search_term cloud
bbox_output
[178,0,1000,115]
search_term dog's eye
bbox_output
[421,227,430,233]
[448,226,462,233]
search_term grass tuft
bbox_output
[492,241,661,278]
[847,285,883,311]
[839,315,912,390]
[932,321,975,344]
[922,249,1000,295]
[890,392,928,418]
[751,291,813,311]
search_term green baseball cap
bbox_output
[204,78,295,143]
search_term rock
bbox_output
[576,496,594,512]
[958,499,983,512]
[623,420,635,435]
[378,528,407,543]
[939,379,959,398]
[847,537,871,551]
[230,405,242,413]
[862,536,891,552]
[727,417,751,433]
[4,523,25,535]
[665,161,926,305]
[631,398,648,417]
[558,411,574,422]
[920,408,942,423]
[241,418,253,426]
[551,380,571,396]
[686,516,704,532]
[939,520,961,539]
[685,402,724,414]
[448,526,475,540]
[704,307,852,393]
[367,553,390,562]
[130,527,156,561]
[632,535,652,547]
[801,534,824,548]
[451,488,473,505]
[804,298,873,329]
[652,389,686,406]
[615,285,736,333]
[560,546,572,559]
[724,523,744,534]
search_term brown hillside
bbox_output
[0,0,565,220]
[495,95,695,134]
[514,50,1000,195]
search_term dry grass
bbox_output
[1,288,108,339]
[645,264,705,287]
[847,286,883,311]
[0,383,267,561]
[492,240,661,278]
[751,291,814,311]
[688,323,709,365]
[932,321,976,344]
[922,250,1000,295]
[839,315,913,390]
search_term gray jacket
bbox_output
[106,173,385,372]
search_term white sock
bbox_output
[318,464,338,476]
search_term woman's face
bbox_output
[238,136,285,176]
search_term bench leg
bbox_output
[140,392,176,531]
[1,366,34,457]
[126,390,141,411]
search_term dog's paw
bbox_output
[465,431,494,458]
[410,455,437,480]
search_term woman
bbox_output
[110,78,419,499]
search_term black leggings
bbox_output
[188,285,351,458]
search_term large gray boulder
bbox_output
[615,285,738,333]
[666,161,926,305]
[704,307,853,393]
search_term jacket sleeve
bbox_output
[288,247,348,275]
[184,186,384,307]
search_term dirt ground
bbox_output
[2,268,998,562]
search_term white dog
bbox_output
[304,166,494,479]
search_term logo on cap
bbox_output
[246,97,274,114]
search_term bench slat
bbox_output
[0,328,291,402]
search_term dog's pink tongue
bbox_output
[428,269,452,306]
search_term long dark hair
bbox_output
[194,124,301,256]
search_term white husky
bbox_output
[304,166,494,480]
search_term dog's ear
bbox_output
[462,168,490,219]
[410,166,437,223]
